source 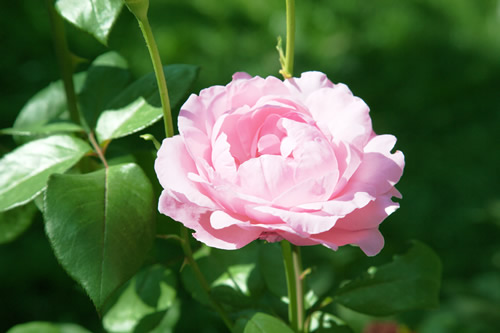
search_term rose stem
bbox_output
[284,0,295,78]
[125,1,234,330]
[45,0,80,126]
[281,241,305,332]
[124,0,174,138]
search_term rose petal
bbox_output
[348,135,405,196]
[155,136,216,209]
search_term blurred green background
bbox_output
[1,0,499,332]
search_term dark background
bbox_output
[1,0,499,332]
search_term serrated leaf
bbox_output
[0,202,37,244]
[78,52,131,130]
[334,241,442,316]
[55,0,123,45]
[103,265,177,333]
[236,312,294,333]
[95,64,199,143]
[0,135,91,212]
[181,241,264,309]
[1,123,84,136]
[6,322,92,333]
[13,72,87,144]
[44,163,156,311]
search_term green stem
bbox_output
[45,0,80,125]
[284,0,295,77]
[180,227,234,331]
[281,240,304,332]
[136,16,174,138]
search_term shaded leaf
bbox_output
[13,72,87,144]
[55,0,123,45]
[78,51,131,130]
[334,241,442,316]
[44,163,156,311]
[0,202,37,244]
[258,242,287,298]
[103,265,177,333]
[0,135,91,212]
[95,64,199,143]
[6,322,91,333]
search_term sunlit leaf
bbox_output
[6,322,92,333]
[181,241,264,309]
[235,312,294,333]
[0,202,37,244]
[95,64,199,143]
[44,163,156,311]
[334,241,442,316]
[103,265,177,333]
[55,0,123,45]
[308,311,354,333]
[1,123,84,137]
[0,135,91,212]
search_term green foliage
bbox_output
[181,242,265,310]
[103,265,178,333]
[12,72,87,144]
[0,135,91,212]
[3,0,499,332]
[55,0,124,45]
[6,322,92,333]
[78,51,132,130]
[235,312,294,333]
[44,163,156,311]
[0,203,37,244]
[334,241,442,316]
[96,64,198,142]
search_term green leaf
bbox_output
[0,203,37,244]
[13,72,87,144]
[55,0,124,45]
[0,135,91,212]
[103,265,177,333]
[258,242,287,298]
[308,311,354,333]
[6,322,92,333]
[78,52,131,130]
[235,312,294,333]
[334,241,442,316]
[95,64,199,143]
[1,123,84,136]
[181,241,264,309]
[44,163,156,311]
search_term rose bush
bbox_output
[155,72,404,256]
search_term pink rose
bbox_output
[155,72,404,256]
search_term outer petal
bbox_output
[284,71,335,97]
[310,195,399,256]
[155,136,216,210]
[159,189,261,249]
[348,135,405,196]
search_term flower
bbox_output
[155,72,404,256]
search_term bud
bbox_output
[124,0,149,22]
